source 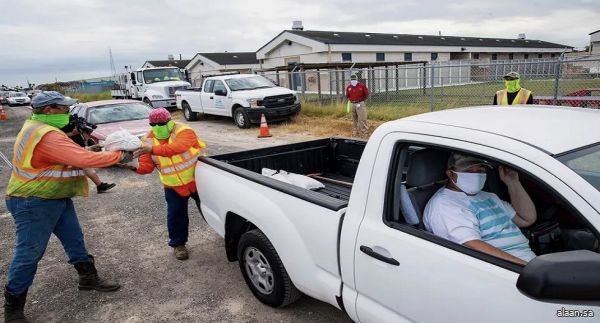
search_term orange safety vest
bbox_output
[6,120,88,199]
[496,88,532,105]
[144,123,205,187]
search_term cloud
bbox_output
[0,0,598,85]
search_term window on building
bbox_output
[538,53,543,59]
[431,53,438,61]
[473,53,480,60]
[376,53,385,62]
[491,53,498,61]
[524,54,529,60]
[509,53,514,60]
[342,52,352,62]
[404,52,413,61]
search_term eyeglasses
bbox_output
[149,121,168,127]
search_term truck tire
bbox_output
[143,97,152,107]
[237,229,302,307]
[233,107,251,129]
[182,101,198,121]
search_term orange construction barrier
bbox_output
[0,104,7,121]
[258,113,272,138]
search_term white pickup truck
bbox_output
[175,74,300,128]
[196,106,600,322]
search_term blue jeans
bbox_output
[5,197,90,295]
[164,188,201,247]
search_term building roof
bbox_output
[144,60,191,69]
[196,52,258,65]
[282,30,572,49]
[397,106,600,154]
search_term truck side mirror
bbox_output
[516,250,600,304]
[214,89,227,96]
[130,73,137,85]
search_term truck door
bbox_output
[134,71,145,99]
[200,80,215,115]
[211,80,231,116]
[351,133,599,323]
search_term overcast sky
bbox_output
[1,0,598,86]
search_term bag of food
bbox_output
[261,168,324,190]
[103,129,142,152]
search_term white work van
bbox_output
[111,67,191,109]
[195,106,600,322]
[175,74,300,128]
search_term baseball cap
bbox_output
[350,74,358,80]
[447,153,492,171]
[31,91,77,109]
[503,71,520,80]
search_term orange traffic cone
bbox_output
[0,104,7,121]
[258,113,272,138]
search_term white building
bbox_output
[185,52,259,86]
[590,30,600,55]
[257,23,572,70]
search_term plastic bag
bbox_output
[262,168,324,190]
[103,130,142,152]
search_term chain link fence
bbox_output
[256,56,600,112]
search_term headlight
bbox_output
[246,98,263,108]
[151,95,164,99]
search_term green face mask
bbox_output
[152,120,175,139]
[505,79,521,93]
[31,113,70,129]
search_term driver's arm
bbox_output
[500,166,537,228]
[464,240,528,265]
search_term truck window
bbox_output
[384,143,599,268]
[213,81,226,94]
[136,72,143,84]
[203,80,215,93]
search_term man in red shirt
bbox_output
[132,108,205,260]
[345,74,369,137]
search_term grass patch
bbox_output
[300,101,432,121]
[68,91,112,103]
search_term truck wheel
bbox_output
[237,229,302,307]
[233,107,251,129]
[143,97,152,107]
[182,101,198,121]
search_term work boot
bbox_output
[73,255,121,292]
[4,287,27,323]
[173,245,189,260]
[97,182,116,193]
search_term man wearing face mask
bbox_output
[4,91,131,322]
[493,71,533,105]
[132,108,206,260]
[423,153,537,265]
[345,74,369,137]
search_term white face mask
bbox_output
[350,80,358,86]
[451,171,486,195]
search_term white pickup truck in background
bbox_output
[195,106,600,322]
[175,74,300,128]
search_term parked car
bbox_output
[175,74,300,128]
[6,91,31,106]
[69,100,152,145]
[0,91,10,105]
[195,106,600,322]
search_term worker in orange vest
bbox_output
[131,108,206,261]
[493,72,534,105]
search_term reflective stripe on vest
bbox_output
[144,123,204,187]
[496,88,531,105]
[6,120,88,199]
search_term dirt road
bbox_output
[0,106,352,322]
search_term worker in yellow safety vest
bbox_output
[4,91,133,322]
[131,108,206,261]
[493,71,534,105]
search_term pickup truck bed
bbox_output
[204,138,366,205]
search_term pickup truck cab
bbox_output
[175,74,300,128]
[196,106,600,322]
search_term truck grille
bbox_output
[168,86,188,97]
[260,94,296,108]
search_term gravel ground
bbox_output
[0,106,352,323]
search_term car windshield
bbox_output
[87,103,151,124]
[225,76,275,91]
[143,69,184,84]
[557,143,600,192]
[10,92,26,97]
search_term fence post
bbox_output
[317,69,322,101]
[552,56,564,105]
[422,63,427,96]
[430,63,435,112]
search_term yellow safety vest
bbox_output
[6,120,88,199]
[144,123,205,187]
[496,88,532,105]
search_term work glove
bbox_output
[120,151,134,163]
[86,144,103,152]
